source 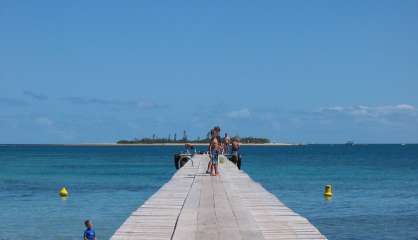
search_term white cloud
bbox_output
[392,104,416,111]
[137,100,160,109]
[23,90,48,101]
[320,104,416,117]
[227,108,251,118]
[324,106,344,112]
[62,97,165,110]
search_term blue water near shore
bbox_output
[0,145,417,239]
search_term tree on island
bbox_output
[182,130,187,141]
[116,133,270,144]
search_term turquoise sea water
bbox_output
[0,145,417,240]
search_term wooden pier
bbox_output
[111,154,327,240]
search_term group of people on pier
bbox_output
[206,126,241,176]
[181,126,242,175]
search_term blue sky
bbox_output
[1,0,418,143]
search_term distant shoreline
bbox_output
[114,143,297,146]
[1,143,415,146]
[0,143,297,146]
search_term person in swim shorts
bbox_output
[209,137,221,176]
[231,137,242,169]
[206,126,221,174]
[223,133,231,155]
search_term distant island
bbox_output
[117,136,270,144]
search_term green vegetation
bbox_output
[116,133,270,144]
[239,137,270,144]
[117,137,209,144]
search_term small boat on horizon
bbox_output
[345,141,355,146]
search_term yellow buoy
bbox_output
[324,185,333,197]
[59,187,69,197]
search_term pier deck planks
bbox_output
[111,155,326,240]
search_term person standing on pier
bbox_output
[206,126,221,174]
[223,133,231,154]
[209,136,221,176]
[206,129,214,174]
[231,137,242,169]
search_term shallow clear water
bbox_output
[0,145,417,239]
[244,145,418,240]
[0,145,178,239]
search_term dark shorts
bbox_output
[211,151,219,164]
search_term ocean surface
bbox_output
[0,144,417,240]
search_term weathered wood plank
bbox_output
[111,154,326,240]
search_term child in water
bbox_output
[209,137,221,176]
[83,220,96,240]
